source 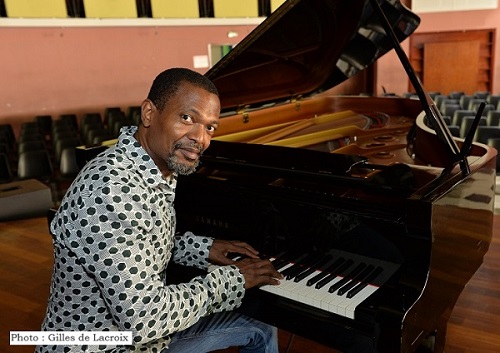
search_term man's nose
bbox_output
[187,123,206,144]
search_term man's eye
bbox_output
[181,114,193,122]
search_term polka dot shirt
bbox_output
[36,126,246,353]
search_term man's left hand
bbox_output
[209,239,260,265]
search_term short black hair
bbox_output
[147,68,219,112]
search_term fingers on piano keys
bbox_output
[260,251,392,319]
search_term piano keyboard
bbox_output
[258,250,399,320]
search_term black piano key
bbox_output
[307,257,347,287]
[328,262,366,293]
[315,259,354,289]
[270,251,293,271]
[337,264,375,296]
[282,253,316,279]
[281,253,310,277]
[294,255,332,282]
[346,266,384,299]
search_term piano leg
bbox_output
[433,317,447,353]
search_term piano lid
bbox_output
[205,0,420,113]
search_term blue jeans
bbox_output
[164,311,278,353]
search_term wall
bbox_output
[377,3,500,96]
[0,21,258,134]
[1,2,500,132]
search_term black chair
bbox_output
[433,94,448,109]
[473,91,490,99]
[0,124,15,148]
[452,110,475,126]
[441,103,461,117]
[18,140,46,155]
[486,138,500,173]
[86,127,111,146]
[468,99,487,111]
[447,125,460,137]
[439,99,459,111]
[35,115,53,135]
[0,153,12,183]
[127,106,141,125]
[80,112,102,127]
[17,150,53,181]
[59,114,79,130]
[474,126,500,144]
[104,107,123,126]
[459,95,474,110]
[486,111,500,127]
[59,147,80,178]
[460,116,486,138]
[448,91,464,100]
[54,137,80,164]
[486,94,500,108]
[80,122,104,144]
[91,134,114,145]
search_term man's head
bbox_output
[135,68,221,177]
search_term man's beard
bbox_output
[166,142,202,175]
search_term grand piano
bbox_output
[76,0,496,352]
[172,0,496,352]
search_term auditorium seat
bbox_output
[441,103,461,117]
[81,112,102,127]
[59,114,79,130]
[474,126,500,144]
[486,138,500,173]
[448,125,460,137]
[18,140,46,155]
[54,138,80,164]
[486,94,500,108]
[459,95,474,110]
[35,115,53,136]
[452,110,475,126]
[473,91,489,99]
[0,153,13,183]
[433,94,448,109]
[468,98,487,111]
[17,150,53,181]
[448,91,464,100]
[460,116,486,138]
[59,147,80,178]
[487,111,500,127]
[0,124,15,149]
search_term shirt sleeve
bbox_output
[60,182,246,347]
[172,232,214,270]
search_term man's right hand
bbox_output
[233,258,283,289]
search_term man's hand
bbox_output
[233,258,284,289]
[209,239,260,265]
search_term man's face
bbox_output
[138,82,220,176]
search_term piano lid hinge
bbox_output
[291,94,303,111]
[237,105,250,124]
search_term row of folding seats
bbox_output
[411,91,500,172]
[0,105,141,203]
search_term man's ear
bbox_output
[141,99,155,128]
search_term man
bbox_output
[37,68,283,353]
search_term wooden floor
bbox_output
[1,215,499,353]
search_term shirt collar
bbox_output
[116,126,177,196]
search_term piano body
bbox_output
[76,0,496,352]
[172,0,496,352]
